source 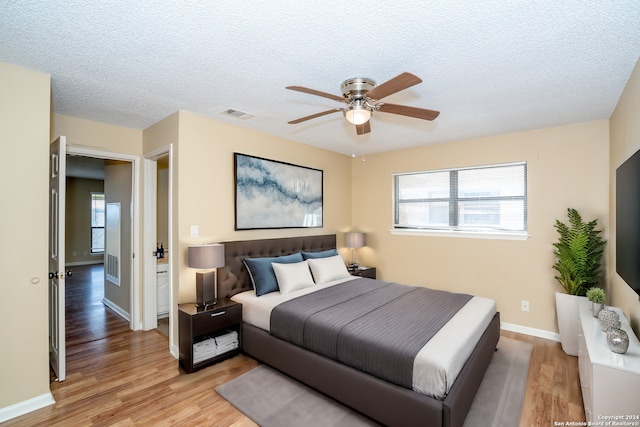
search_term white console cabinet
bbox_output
[577,301,640,422]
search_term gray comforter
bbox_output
[270,278,472,389]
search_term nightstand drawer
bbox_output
[192,304,242,336]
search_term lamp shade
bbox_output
[188,243,225,269]
[345,232,366,249]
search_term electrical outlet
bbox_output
[521,300,530,312]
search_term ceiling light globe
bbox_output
[344,107,371,125]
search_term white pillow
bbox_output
[271,261,316,294]
[307,255,351,284]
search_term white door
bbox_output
[49,136,66,381]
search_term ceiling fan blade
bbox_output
[365,72,422,101]
[286,86,345,102]
[355,120,371,135]
[288,108,343,124]
[377,103,440,121]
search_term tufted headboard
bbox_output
[217,234,337,298]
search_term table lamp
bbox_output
[188,243,225,307]
[345,232,366,270]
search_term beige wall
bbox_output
[103,161,133,314]
[66,177,105,264]
[352,121,610,333]
[609,58,640,336]
[142,112,179,154]
[175,111,353,302]
[0,63,51,408]
[144,111,353,345]
[51,114,142,156]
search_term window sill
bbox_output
[389,228,529,241]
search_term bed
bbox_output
[216,234,500,427]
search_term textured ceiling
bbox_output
[1,1,639,156]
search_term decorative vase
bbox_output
[606,327,630,354]
[591,302,604,318]
[598,308,620,331]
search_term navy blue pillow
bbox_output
[301,249,338,260]
[244,252,304,296]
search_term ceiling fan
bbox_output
[286,72,440,135]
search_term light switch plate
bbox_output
[190,225,199,238]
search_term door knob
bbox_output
[49,271,57,280]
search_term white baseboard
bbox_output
[170,344,179,360]
[102,297,131,322]
[0,392,55,423]
[501,322,560,342]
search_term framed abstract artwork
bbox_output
[234,153,323,230]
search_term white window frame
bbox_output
[391,162,528,240]
[90,192,105,253]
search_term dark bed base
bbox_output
[242,312,500,427]
[218,234,500,427]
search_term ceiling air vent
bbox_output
[221,108,255,120]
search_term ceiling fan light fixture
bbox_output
[286,73,439,133]
[344,100,372,125]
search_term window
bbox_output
[393,162,527,235]
[91,193,105,253]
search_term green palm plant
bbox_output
[553,208,606,296]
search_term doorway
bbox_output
[143,144,175,356]
[155,154,170,337]
[49,141,143,381]
[65,146,140,333]
[65,154,136,327]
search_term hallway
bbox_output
[65,264,130,349]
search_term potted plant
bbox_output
[585,286,606,318]
[553,208,606,355]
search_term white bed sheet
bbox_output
[231,278,496,399]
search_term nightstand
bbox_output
[349,266,376,279]
[178,299,242,373]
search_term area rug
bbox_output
[216,337,532,427]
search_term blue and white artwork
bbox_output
[234,153,323,229]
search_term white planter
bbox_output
[555,292,588,356]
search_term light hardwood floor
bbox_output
[3,264,584,426]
